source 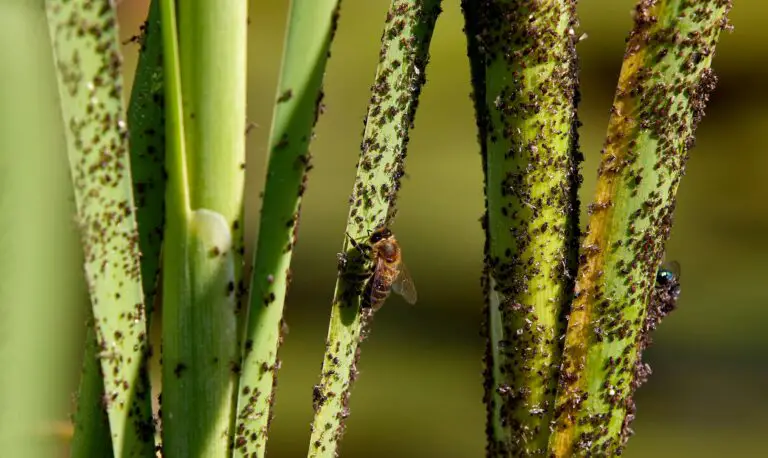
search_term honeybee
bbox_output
[347,227,417,311]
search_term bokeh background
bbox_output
[33,0,768,456]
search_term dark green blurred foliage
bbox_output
[115,1,768,456]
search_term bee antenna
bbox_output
[345,232,366,255]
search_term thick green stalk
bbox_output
[307,1,442,457]
[160,0,247,455]
[177,0,247,248]
[45,0,155,456]
[548,1,732,456]
[233,1,341,456]
[463,1,581,455]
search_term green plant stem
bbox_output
[160,0,247,455]
[548,1,732,456]
[232,1,341,456]
[307,1,442,457]
[462,1,581,455]
[178,0,247,250]
[45,0,155,455]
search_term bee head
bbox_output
[369,227,392,244]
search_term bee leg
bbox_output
[345,232,369,255]
[360,281,374,310]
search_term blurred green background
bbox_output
[35,0,768,456]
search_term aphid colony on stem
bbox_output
[621,260,682,445]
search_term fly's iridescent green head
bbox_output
[655,260,681,301]
[656,260,680,285]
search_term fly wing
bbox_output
[664,260,681,278]
[391,261,417,304]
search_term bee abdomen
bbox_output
[369,285,391,310]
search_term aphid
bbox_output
[347,226,417,311]
[336,252,348,272]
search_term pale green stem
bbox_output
[45,0,155,455]
[69,1,165,453]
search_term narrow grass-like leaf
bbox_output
[70,322,113,458]
[462,1,582,455]
[45,0,154,456]
[159,0,247,455]
[157,0,194,448]
[548,1,732,456]
[307,1,442,457]
[128,0,165,316]
[233,1,341,456]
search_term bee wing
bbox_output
[658,259,681,280]
[368,257,390,310]
[370,257,389,290]
[391,261,417,304]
